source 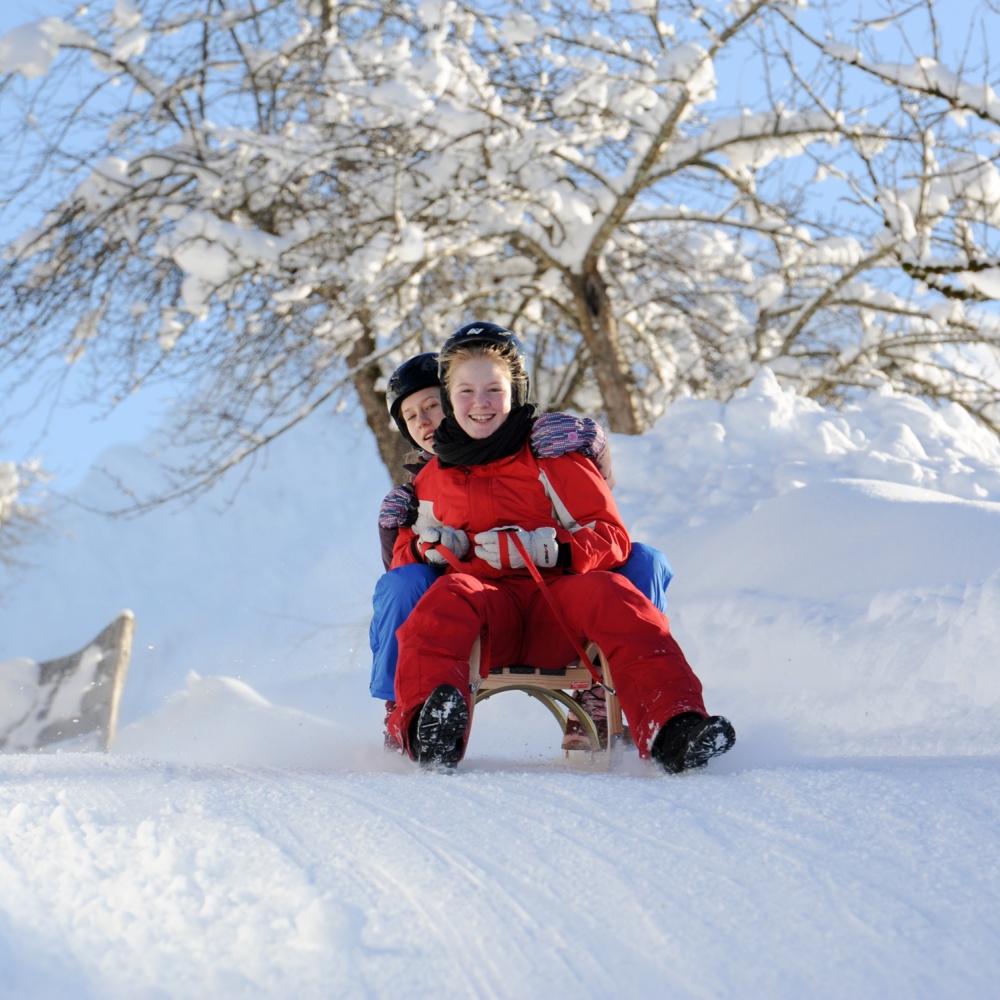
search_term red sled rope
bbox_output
[428,529,614,694]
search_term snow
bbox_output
[0,17,91,79]
[1,370,999,997]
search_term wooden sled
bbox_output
[1,610,135,752]
[473,641,626,753]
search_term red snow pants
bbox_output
[389,571,708,760]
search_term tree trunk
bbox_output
[570,264,643,434]
[347,330,411,485]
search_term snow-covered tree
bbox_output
[0,458,46,574]
[2,0,1000,499]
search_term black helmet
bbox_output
[386,352,440,447]
[438,322,529,413]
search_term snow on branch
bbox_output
[0,17,93,79]
[0,459,48,567]
[3,0,1000,507]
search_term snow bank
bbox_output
[2,371,1000,998]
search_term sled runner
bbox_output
[473,641,625,753]
[0,609,135,752]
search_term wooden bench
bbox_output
[472,641,625,752]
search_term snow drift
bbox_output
[1,372,999,999]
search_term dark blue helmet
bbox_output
[438,322,529,412]
[438,322,525,361]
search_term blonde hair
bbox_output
[441,343,529,408]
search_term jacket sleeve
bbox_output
[530,412,615,489]
[378,479,420,571]
[535,452,630,572]
[379,523,396,571]
[390,525,422,569]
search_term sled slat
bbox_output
[475,642,624,752]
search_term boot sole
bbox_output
[415,685,468,769]
[682,716,736,770]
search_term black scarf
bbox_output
[433,404,538,468]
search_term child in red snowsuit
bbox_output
[388,321,735,772]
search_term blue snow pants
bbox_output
[369,563,442,701]
[369,543,673,702]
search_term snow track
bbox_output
[4,368,1000,996]
[2,753,998,999]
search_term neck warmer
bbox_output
[433,404,538,468]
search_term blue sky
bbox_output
[1,2,168,489]
[1,0,993,489]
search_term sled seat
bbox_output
[473,641,625,752]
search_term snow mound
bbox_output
[2,370,1000,998]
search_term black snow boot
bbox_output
[650,713,735,774]
[408,685,469,769]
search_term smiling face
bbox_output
[448,357,512,439]
[399,386,444,453]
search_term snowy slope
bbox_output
[1,372,999,999]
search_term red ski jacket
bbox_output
[391,442,630,579]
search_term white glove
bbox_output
[417,525,470,565]
[474,527,559,570]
